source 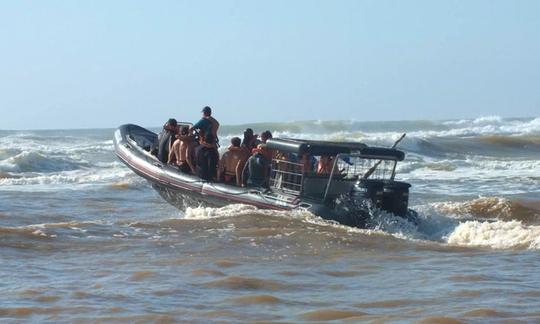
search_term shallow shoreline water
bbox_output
[1,116,539,322]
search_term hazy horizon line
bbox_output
[0,115,536,132]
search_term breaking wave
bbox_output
[368,196,538,250]
[0,167,135,188]
[0,131,126,189]
[446,220,540,250]
[219,116,540,138]
[0,151,89,173]
[216,116,540,160]
[431,197,540,223]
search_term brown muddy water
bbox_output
[1,120,540,322]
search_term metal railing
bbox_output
[332,155,397,181]
[323,153,398,201]
[269,153,399,198]
[269,158,304,195]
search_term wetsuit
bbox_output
[195,145,218,181]
[193,117,220,181]
[193,118,212,138]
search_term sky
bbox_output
[0,0,539,130]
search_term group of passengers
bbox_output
[152,106,276,187]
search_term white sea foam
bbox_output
[334,198,540,250]
[0,151,89,173]
[0,131,126,190]
[444,115,504,127]
[0,133,109,151]
[397,155,540,196]
[184,204,259,219]
[0,167,136,190]
[445,220,540,250]
[261,116,539,142]
[184,203,314,221]
[399,158,540,179]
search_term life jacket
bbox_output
[207,116,219,139]
[199,116,220,147]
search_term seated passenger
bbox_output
[195,133,219,181]
[258,130,273,161]
[242,145,270,188]
[217,137,250,186]
[153,118,177,163]
[260,130,272,144]
[167,127,180,165]
[169,125,196,173]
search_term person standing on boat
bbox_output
[191,106,220,181]
[190,106,219,146]
[195,133,219,181]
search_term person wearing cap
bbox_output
[190,106,220,146]
[190,106,220,180]
[153,118,177,163]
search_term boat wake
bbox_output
[180,198,540,251]
[377,197,540,250]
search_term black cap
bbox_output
[202,106,212,114]
[167,118,177,127]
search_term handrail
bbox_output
[363,133,406,179]
[323,153,341,201]
[269,158,304,195]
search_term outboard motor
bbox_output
[351,179,384,209]
[381,181,411,216]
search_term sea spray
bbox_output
[445,220,540,250]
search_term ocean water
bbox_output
[1,116,540,322]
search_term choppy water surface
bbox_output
[1,116,540,322]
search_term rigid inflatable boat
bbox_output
[114,124,415,228]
